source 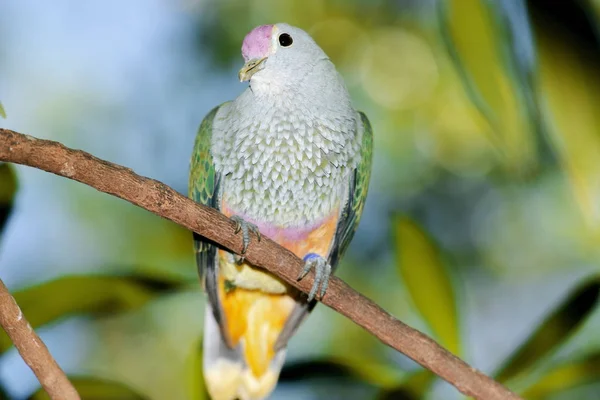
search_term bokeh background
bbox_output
[1,0,600,399]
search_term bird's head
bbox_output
[238,23,327,85]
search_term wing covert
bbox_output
[328,111,374,269]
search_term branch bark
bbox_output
[0,128,522,400]
[0,278,80,400]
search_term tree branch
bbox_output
[0,128,521,400]
[0,278,80,400]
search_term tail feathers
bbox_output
[203,303,287,400]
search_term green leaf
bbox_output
[495,279,600,383]
[0,163,18,238]
[535,18,600,228]
[521,353,600,400]
[0,275,183,353]
[0,102,6,119]
[80,291,203,399]
[394,216,461,355]
[29,377,148,400]
[437,0,543,174]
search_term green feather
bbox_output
[329,111,374,270]
[189,102,235,344]
[189,105,221,205]
[188,103,226,288]
[351,112,374,229]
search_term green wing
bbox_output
[188,104,225,289]
[329,111,374,269]
[189,102,238,346]
[189,104,223,206]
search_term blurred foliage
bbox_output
[184,340,206,400]
[438,0,543,176]
[0,275,185,353]
[0,164,17,240]
[280,357,423,393]
[0,165,15,400]
[495,279,600,384]
[28,377,148,400]
[521,352,600,399]
[0,102,6,119]
[394,216,460,355]
[376,370,435,400]
[2,0,600,399]
[536,22,600,231]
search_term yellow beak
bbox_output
[239,57,267,82]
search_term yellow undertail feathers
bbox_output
[203,274,295,400]
[220,275,296,378]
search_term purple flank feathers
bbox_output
[241,24,273,61]
[225,208,328,241]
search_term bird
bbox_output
[188,23,373,400]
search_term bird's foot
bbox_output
[298,253,332,301]
[230,215,261,262]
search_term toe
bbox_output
[231,216,242,233]
[299,254,332,301]
[241,234,250,254]
[307,259,325,302]
[320,264,332,298]
[308,271,321,302]
[230,216,261,254]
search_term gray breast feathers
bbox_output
[212,101,361,227]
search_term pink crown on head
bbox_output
[241,25,273,61]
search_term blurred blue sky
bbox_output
[0,1,226,397]
[1,0,228,286]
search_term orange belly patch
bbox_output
[275,211,340,259]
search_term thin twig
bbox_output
[0,278,80,400]
[0,128,522,400]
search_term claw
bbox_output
[297,261,312,281]
[230,215,260,255]
[299,253,332,301]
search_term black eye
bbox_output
[278,33,293,47]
